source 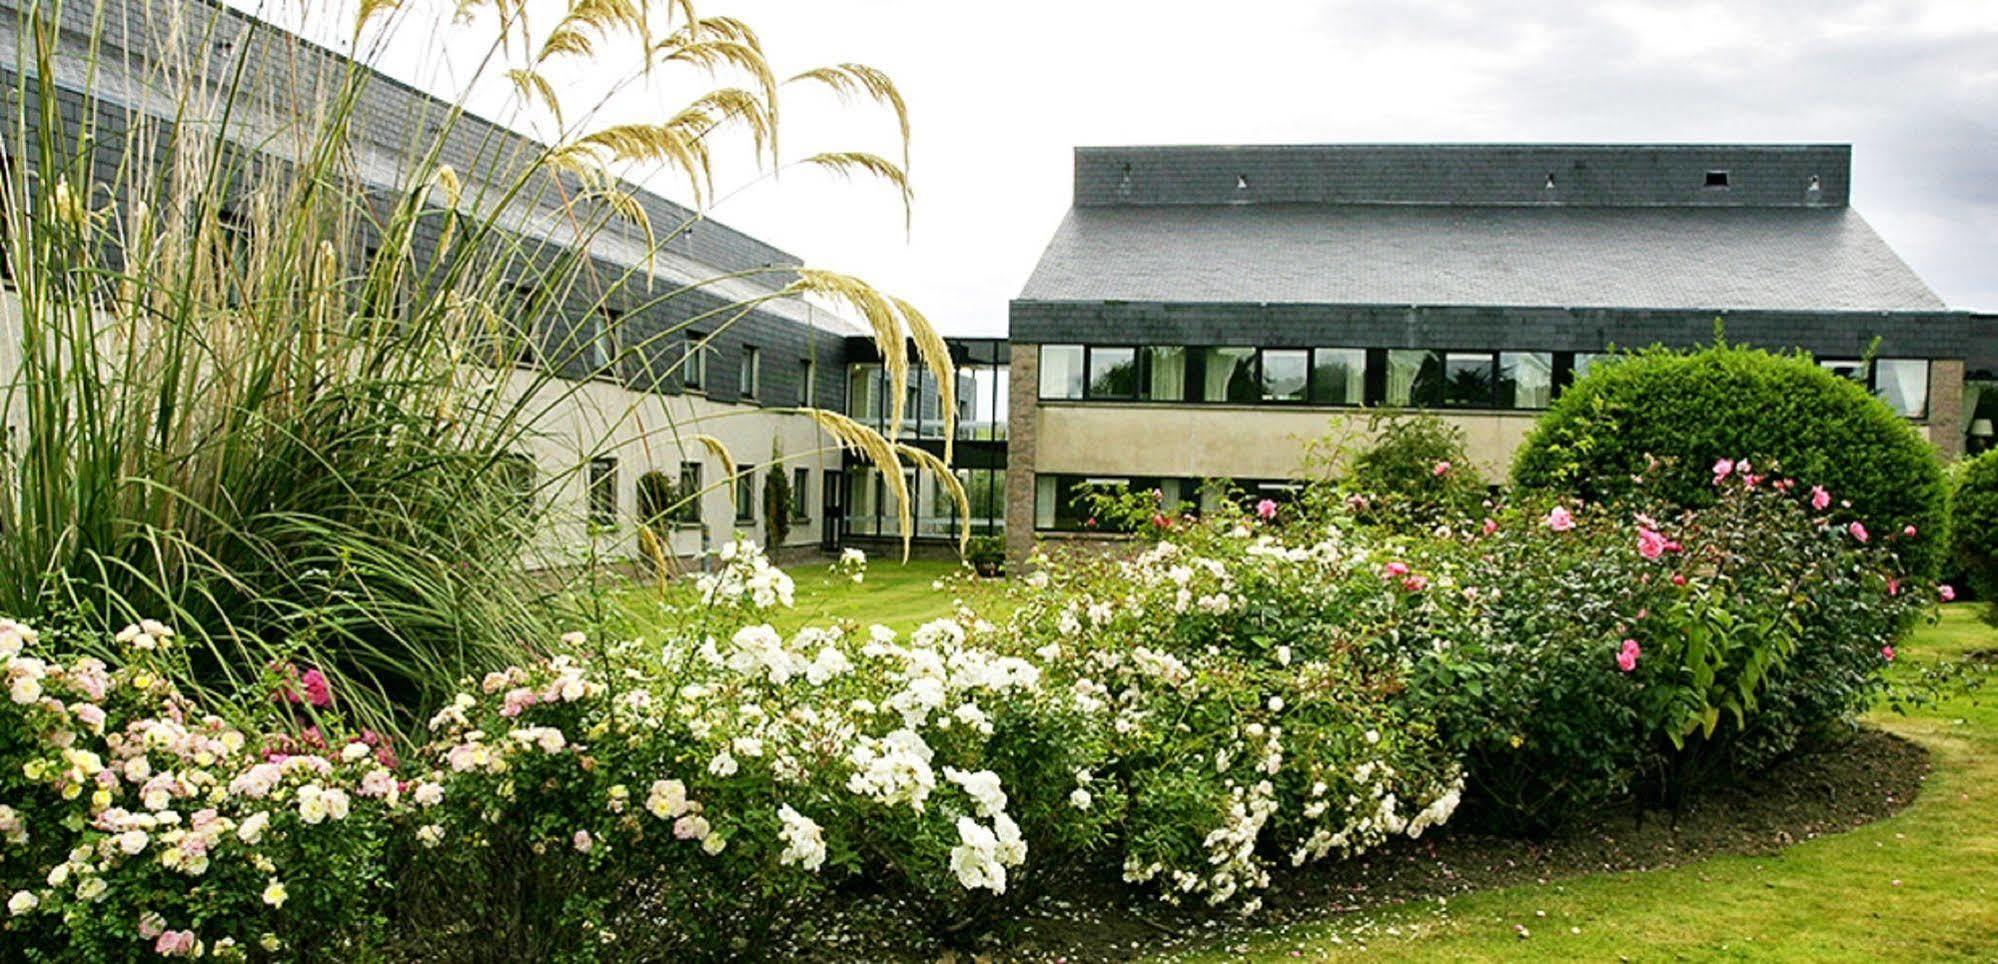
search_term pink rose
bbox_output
[155,930,199,957]
[300,668,333,708]
[1255,499,1278,521]
[1382,561,1411,578]
[1887,578,1901,597]
[1482,518,1499,536]
[1616,639,1641,673]
[1849,521,1869,544]
[1810,486,1832,511]
[1636,527,1667,560]
[1903,525,1918,538]
[1432,461,1452,477]
[1712,458,1735,482]
[1881,645,1896,662]
[1546,506,1575,532]
[1940,584,1957,602]
[1402,575,1429,592]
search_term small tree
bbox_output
[763,460,793,551]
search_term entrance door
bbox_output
[820,470,844,551]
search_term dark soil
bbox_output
[789,727,1928,962]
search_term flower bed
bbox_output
[0,466,1941,958]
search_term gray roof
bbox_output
[1018,202,1944,311]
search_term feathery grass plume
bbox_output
[787,268,909,435]
[802,151,911,231]
[893,294,954,460]
[807,409,913,552]
[789,63,911,170]
[671,87,775,162]
[655,35,779,137]
[693,433,736,483]
[536,0,646,64]
[0,0,935,734]
[896,443,970,553]
[506,68,565,128]
[356,0,406,35]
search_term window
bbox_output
[1441,352,1496,407]
[1820,358,1867,383]
[1386,350,1440,407]
[1086,346,1139,398]
[1039,345,1085,400]
[1572,352,1607,382]
[1260,349,1309,402]
[681,333,707,390]
[1704,170,1731,189]
[799,360,816,407]
[1310,348,1365,405]
[739,346,760,399]
[847,364,885,425]
[1197,347,1258,403]
[1499,352,1554,409]
[1874,359,1930,418]
[580,309,616,375]
[502,284,542,366]
[675,461,703,524]
[587,458,617,526]
[1144,346,1187,401]
[792,468,810,520]
[734,465,756,524]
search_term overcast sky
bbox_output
[235,0,1998,334]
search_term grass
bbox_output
[609,556,1016,638]
[1179,605,1998,961]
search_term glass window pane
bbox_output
[1572,352,1604,382]
[1875,358,1929,417]
[1144,346,1186,401]
[1820,358,1867,383]
[1261,349,1309,402]
[1039,345,1085,399]
[1087,347,1139,398]
[1387,350,1441,406]
[1499,352,1553,409]
[1310,349,1365,405]
[846,364,883,428]
[1442,352,1495,407]
[1034,475,1057,529]
[1199,347,1258,403]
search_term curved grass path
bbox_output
[1180,606,1998,961]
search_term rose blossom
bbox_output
[1255,499,1278,521]
[1616,639,1641,673]
[1546,506,1575,532]
[1849,521,1869,544]
[1811,486,1832,511]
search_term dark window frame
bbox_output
[587,457,618,527]
[734,464,757,524]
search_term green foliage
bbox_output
[1325,412,1488,531]
[1948,449,1998,607]
[763,464,793,551]
[964,535,1005,570]
[1511,342,1947,575]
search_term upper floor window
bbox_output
[739,345,760,399]
[1499,352,1554,409]
[681,332,707,390]
[799,360,816,407]
[1197,347,1258,403]
[1039,345,1085,400]
[1260,349,1309,402]
[1874,358,1929,418]
[1311,348,1365,405]
[1086,347,1139,398]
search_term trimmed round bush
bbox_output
[1949,449,1998,603]
[1511,343,1947,575]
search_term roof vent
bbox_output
[1807,174,1822,192]
[1118,162,1133,194]
[1235,174,1250,191]
[1543,173,1557,190]
[1704,170,1731,189]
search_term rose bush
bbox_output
[0,489,1940,957]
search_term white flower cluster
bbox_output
[695,539,796,609]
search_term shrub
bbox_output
[1324,412,1488,531]
[1394,471,1933,832]
[1949,449,1998,606]
[1511,343,1947,576]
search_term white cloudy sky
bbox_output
[232,0,1998,334]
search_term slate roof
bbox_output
[1018,202,1944,312]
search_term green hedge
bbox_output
[1949,449,1998,603]
[1511,342,1947,576]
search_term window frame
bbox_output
[791,467,811,521]
[733,464,757,525]
[587,457,618,527]
[739,345,760,400]
[675,461,704,525]
[1038,344,1087,400]
[681,332,708,391]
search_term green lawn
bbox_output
[608,556,1015,638]
[1183,607,1998,961]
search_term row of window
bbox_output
[1034,474,1296,532]
[1038,345,1933,417]
[578,458,810,530]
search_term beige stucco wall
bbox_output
[0,291,837,572]
[1033,402,1542,482]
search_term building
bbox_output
[1005,144,1982,561]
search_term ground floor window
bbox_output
[587,457,618,527]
